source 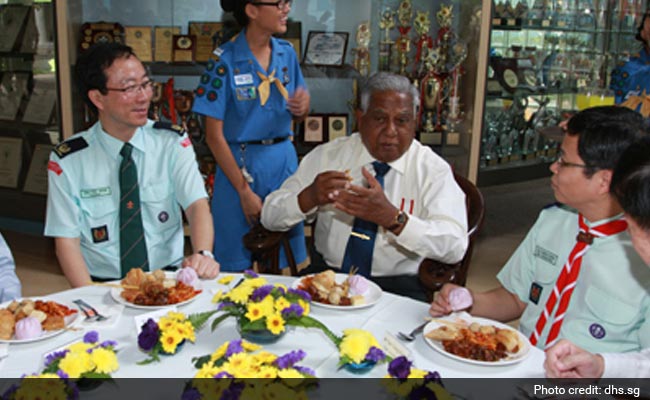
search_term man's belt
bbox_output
[235,136,290,146]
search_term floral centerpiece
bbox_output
[137,310,216,364]
[184,339,317,399]
[1,373,79,400]
[383,356,452,399]
[43,331,119,379]
[338,329,387,373]
[212,270,337,344]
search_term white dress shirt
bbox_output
[602,350,650,378]
[261,133,468,277]
[0,232,21,302]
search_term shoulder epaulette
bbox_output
[53,137,88,159]
[153,121,185,136]
[542,202,561,210]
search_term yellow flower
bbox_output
[67,342,92,354]
[241,340,262,352]
[194,364,222,379]
[223,352,253,374]
[253,350,277,364]
[340,329,379,364]
[15,376,68,400]
[218,275,234,285]
[212,289,224,303]
[59,350,93,378]
[160,329,183,354]
[240,384,265,400]
[298,299,310,316]
[256,365,278,378]
[274,297,291,312]
[266,312,285,335]
[210,341,229,362]
[90,347,119,374]
[278,368,304,384]
[158,316,176,331]
[243,277,267,289]
[258,295,275,317]
[166,311,186,321]
[428,383,454,400]
[228,285,254,304]
[245,302,265,322]
[408,368,427,379]
[263,381,295,400]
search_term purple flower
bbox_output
[100,340,118,349]
[2,384,18,400]
[44,350,69,367]
[214,371,234,379]
[293,365,316,376]
[225,340,244,357]
[83,331,99,344]
[424,371,443,385]
[281,303,304,319]
[274,349,306,369]
[137,319,160,352]
[388,356,412,379]
[366,347,386,363]
[244,269,258,278]
[221,383,245,400]
[274,286,286,296]
[287,288,311,302]
[251,285,274,301]
[56,370,70,380]
[408,385,435,400]
[181,387,201,400]
[218,301,236,311]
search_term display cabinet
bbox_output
[479,0,647,185]
[0,0,60,224]
[56,0,490,182]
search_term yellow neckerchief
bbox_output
[621,90,650,117]
[257,69,288,106]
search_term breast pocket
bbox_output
[79,197,118,246]
[584,285,638,328]
[141,181,180,233]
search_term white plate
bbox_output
[110,272,202,310]
[423,315,530,366]
[291,273,382,310]
[0,298,80,344]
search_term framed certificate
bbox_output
[154,26,180,62]
[23,144,52,195]
[303,31,349,67]
[303,114,327,143]
[327,114,348,141]
[0,137,23,189]
[79,22,125,53]
[125,26,153,62]
[189,22,223,62]
[172,34,196,63]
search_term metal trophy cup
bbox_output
[353,21,371,77]
[413,11,433,78]
[395,0,413,77]
[421,73,442,144]
[378,8,395,72]
[149,81,163,121]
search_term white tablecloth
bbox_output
[0,273,545,379]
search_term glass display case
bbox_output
[0,0,59,223]
[479,0,646,185]
[58,0,490,180]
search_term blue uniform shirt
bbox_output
[610,47,650,103]
[44,120,207,279]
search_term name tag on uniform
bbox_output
[533,245,558,265]
[234,73,254,86]
[236,86,257,101]
[81,187,112,198]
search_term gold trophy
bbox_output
[353,21,371,77]
[378,8,395,72]
[413,11,432,78]
[395,0,413,77]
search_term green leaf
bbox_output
[191,354,212,369]
[80,372,111,379]
[286,316,342,346]
[211,313,233,332]
[188,310,218,331]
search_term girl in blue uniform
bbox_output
[193,0,309,271]
[610,12,650,104]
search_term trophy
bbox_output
[353,21,371,77]
[395,0,413,76]
[149,81,163,121]
[378,8,395,72]
[413,11,433,78]
[173,89,194,134]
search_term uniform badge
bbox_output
[234,73,253,86]
[158,211,169,223]
[207,91,218,102]
[53,137,88,159]
[211,78,223,89]
[181,137,192,148]
[282,66,290,84]
[216,65,227,76]
[529,282,543,305]
[533,245,558,265]
[196,86,206,97]
[91,225,109,243]
[589,323,606,339]
[236,87,257,101]
[48,160,63,176]
[127,201,134,210]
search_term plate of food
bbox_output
[423,314,530,366]
[291,270,382,310]
[0,298,79,343]
[109,268,202,309]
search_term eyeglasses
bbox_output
[251,0,292,10]
[554,152,589,169]
[105,80,155,97]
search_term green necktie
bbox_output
[119,143,149,276]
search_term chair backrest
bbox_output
[417,172,485,301]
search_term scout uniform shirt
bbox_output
[610,47,650,104]
[498,204,650,353]
[44,120,207,279]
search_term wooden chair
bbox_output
[417,173,486,302]
[242,224,299,276]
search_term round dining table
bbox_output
[0,273,546,382]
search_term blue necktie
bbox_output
[341,161,391,278]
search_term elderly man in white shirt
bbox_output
[261,72,468,301]
[0,232,21,302]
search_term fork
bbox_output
[73,299,108,322]
[397,321,430,342]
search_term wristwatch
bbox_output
[198,250,215,259]
[388,210,408,232]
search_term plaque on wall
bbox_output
[303,31,349,67]
[22,82,56,125]
[154,26,180,62]
[189,22,223,62]
[172,34,196,63]
[327,114,347,141]
[0,137,23,189]
[79,22,125,53]
[303,114,326,143]
[0,5,30,52]
[23,144,52,195]
[125,26,153,62]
